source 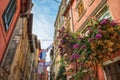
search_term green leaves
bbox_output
[57,66,66,80]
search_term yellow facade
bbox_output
[8,17,31,80]
[51,0,67,80]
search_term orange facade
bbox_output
[0,0,21,62]
[64,0,120,32]
[63,0,120,80]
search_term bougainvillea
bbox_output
[57,18,120,79]
[57,26,77,56]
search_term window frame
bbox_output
[65,19,71,30]
[76,0,86,21]
[2,0,16,31]
[95,4,113,20]
[104,60,120,80]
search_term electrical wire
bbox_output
[54,0,61,4]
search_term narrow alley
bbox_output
[0,0,120,80]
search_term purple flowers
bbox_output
[111,21,117,26]
[61,26,65,31]
[74,54,80,59]
[87,27,92,31]
[57,27,65,33]
[73,44,79,49]
[89,38,94,42]
[95,34,102,39]
[57,30,62,33]
[64,33,69,37]
[58,45,62,49]
[81,45,86,49]
[78,36,83,40]
[60,52,63,56]
[100,19,109,25]
[80,63,84,66]
[70,53,80,61]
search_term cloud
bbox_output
[32,0,60,49]
[32,0,62,67]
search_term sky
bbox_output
[32,0,61,61]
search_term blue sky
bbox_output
[32,0,61,61]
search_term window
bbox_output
[66,20,70,30]
[2,0,16,31]
[104,60,120,80]
[78,20,89,36]
[95,5,112,21]
[77,0,85,18]
[64,12,71,29]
